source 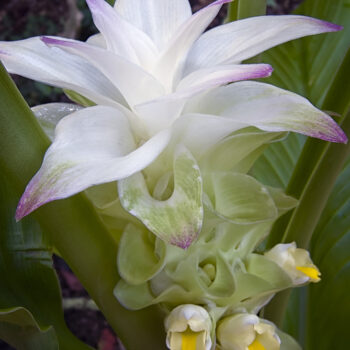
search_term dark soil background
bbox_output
[0,1,303,349]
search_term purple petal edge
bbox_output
[207,65,273,88]
[311,17,343,32]
[309,127,348,144]
[41,36,74,47]
[15,175,49,221]
[209,0,234,7]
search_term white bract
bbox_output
[0,0,346,246]
[165,304,212,350]
[264,242,321,285]
[217,313,280,350]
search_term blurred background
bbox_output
[0,1,303,349]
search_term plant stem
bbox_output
[0,64,165,349]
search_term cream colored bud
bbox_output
[264,242,321,285]
[217,313,280,350]
[165,304,212,350]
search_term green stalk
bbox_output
[0,64,165,349]
[226,0,266,22]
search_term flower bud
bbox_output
[165,304,212,350]
[264,242,321,285]
[217,313,280,350]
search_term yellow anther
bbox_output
[296,266,321,282]
[248,339,266,350]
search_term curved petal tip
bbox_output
[318,19,343,32]
[15,175,48,221]
[210,0,233,6]
[312,126,348,144]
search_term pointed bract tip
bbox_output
[15,174,54,221]
[40,36,65,46]
[15,198,30,222]
[322,21,343,32]
[312,18,343,32]
[15,189,40,221]
[310,127,348,144]
[209,0,234,7]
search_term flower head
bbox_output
[0,0,346,247]
[165,304,212,350]
[264,242,321,285]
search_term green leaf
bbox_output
[226,0,267,22]
[0,171,91,349]
[260,0,350,108]
[305,156,350,349]
[251,133,306,188]
[251,0,350,339]
[0,307,58,350]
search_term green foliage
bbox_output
[306,156,350,349]
[261,0,350,107]
[0,307,59,350]
[227,0,267,22]
[250,0,350,347]
[0,171,91,350]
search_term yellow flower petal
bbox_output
[248,339,266,350]
[169,329,207,350]
[182,329,198,350]
[296,266,321,282]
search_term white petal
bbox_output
[172,113,245,157]
[86,0,158,69]
[177,64,273,93]
[134,63,272,137]
[42,37,165,107]
[185,81,347,143]
[86,33,106,48]
[184,15,342,74]
[114,0,192,50]
[16,105,171,220]
[32,103,82,141]
[0,37,123,106]
[153,0,232,91]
